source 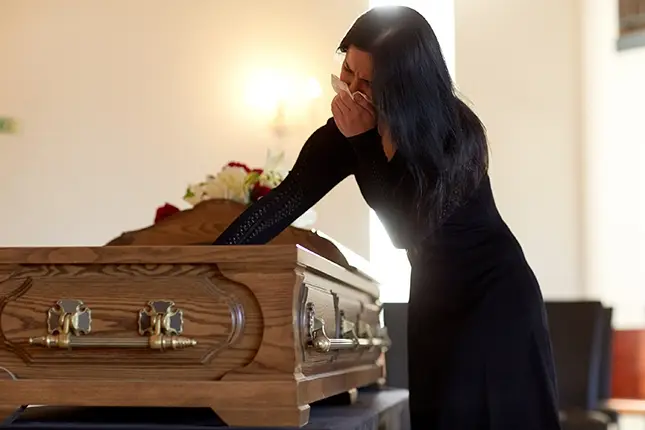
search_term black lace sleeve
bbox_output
[213,119,357,245]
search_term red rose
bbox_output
[250,184,272,202]
[226,162,250,172]
[154,203,180,224]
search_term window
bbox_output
[367,0,455,303]
[369,210,411,302]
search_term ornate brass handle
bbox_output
[306,303,391,353]
[29,299,197,350]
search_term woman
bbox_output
[215,6,560,430]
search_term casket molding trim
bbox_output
[216,262,297,379]
[198,275,247,364]
[0,276,34,364]
[295,246,380,299]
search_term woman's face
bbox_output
[339,46,373,101]
[339,46,395,159]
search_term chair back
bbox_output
[383,303,409,389]
[545,301,605,411]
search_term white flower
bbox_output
[253,149,286,189]
[202,166,250,204]
[180,151,321,232]
[258,170,284,188]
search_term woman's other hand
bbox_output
[331,90,376,137]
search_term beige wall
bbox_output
[0,0,372,256]
[582,0,645,327]
[456,0,645,326]
[454,0,584,300]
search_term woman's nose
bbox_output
[348,79,360,94]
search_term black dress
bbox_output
[214,119,561,430]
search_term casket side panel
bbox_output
[297,271,383,376]
[292,248,385,378]
[0,261,265,381]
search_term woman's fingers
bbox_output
[332,96,350,116]
[354,93,374,113]
[337,90,355,112]
[331,98,346,128]
[331,98,341,117]
[332,92,377,137]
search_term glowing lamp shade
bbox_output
[244,69,321,113]
[243,68,322,135]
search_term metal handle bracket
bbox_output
[29,299,197,351]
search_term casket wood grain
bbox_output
[0,245,388,427]
[107,199,352,271]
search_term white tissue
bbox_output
[331,74,352,98]
[331,74,371,101]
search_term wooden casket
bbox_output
[0,201,389,427]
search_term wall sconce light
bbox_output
[245,70,322,138]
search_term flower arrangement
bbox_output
[183,149,286,207]
[154,149,316,229]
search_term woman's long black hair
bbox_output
[339,6,488,229]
